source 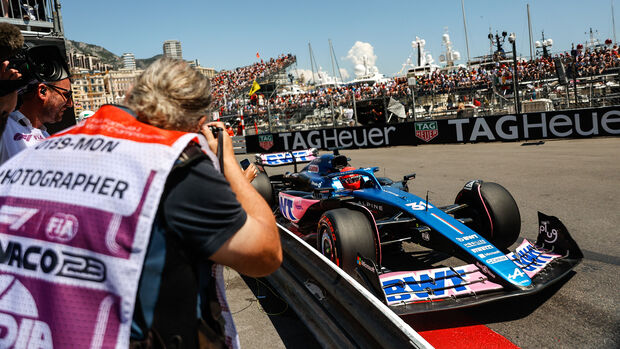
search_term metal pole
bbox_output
[53,0,64,35]
[266,98,272,133]
[589,75,593,107]
[352,91,359,126]
[527,4,534,60]
[330,95,336,127]
[511,39,521,114]
[461,0,471,66]
[613,0,618,44]
[572,58,578,104]
[411,86,416,122]
[329,39,338,85]
[308,43,317,85]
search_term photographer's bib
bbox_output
[0,105,231,348]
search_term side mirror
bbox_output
[401,173,416,192]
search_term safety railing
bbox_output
[265,224,432,348]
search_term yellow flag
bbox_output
[249,80,261,96]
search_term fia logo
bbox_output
[539,221,558,243]
[45,213,79,242]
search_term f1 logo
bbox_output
[0,205,38,230]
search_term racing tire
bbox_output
[317,208,378,274]
[455,181,521,251]
[252,170,274,207]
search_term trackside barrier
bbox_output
[244,105,620,153]
[232,136,247,154]
[265,224,432,349]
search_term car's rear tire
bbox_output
[252,170,274,207]
[317,208,377,274]
[455,181,521,251]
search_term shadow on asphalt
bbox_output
[241,276,321,348]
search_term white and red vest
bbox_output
[0,105,239,348]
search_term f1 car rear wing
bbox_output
[255,148,318,172]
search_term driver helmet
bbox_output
[340,166,361,190]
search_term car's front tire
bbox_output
[317,208,377,274]
[455,181,521,251]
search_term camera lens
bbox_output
[26,45,70,82]
[37,61,62,81]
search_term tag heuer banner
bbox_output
[258,134,274,150]
[243,106,620,152]
[415,121,438,142]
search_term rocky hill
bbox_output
[65,39,161,69]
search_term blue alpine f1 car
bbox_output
[250,148,583,315]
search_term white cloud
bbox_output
[293,69,315,83]
[346,41,380,77]
[339,68,350,80]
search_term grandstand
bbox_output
[211,44,620,136]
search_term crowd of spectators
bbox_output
[211,45,620,118]
[415,44,620,95]
[569,44,620,76]
[217,77,412,117]
[210,53,295,109]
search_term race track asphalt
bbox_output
[232,137,620,348]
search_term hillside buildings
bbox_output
[163,40,183,59]
[67,40,215,116]
[122,53,136,70]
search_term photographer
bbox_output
[0,77,72,163]
[0,23,23,130]
[0,23,72,164]
[0,57,280,348]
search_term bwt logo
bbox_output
[278,195,298,222]
[0,275,53,348]
[45,213,79,242]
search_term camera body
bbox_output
[209,126,222,138]
[8,42,70,83]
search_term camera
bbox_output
[8,43,70,83]
[209,126,222,138]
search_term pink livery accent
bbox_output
[278,192,319,223]
[258,149,317,166]
[379,239,561,306]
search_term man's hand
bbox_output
[0,60,21,80]
[200,121,235,160]
[243,163,259,183]
[202,122,281,276]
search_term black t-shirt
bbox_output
[132,154,247,342]
[162,156,247,257]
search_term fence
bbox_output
[222,70,620,138]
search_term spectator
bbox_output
[0,60,20,121]
[126,58,281,347]
[225,121,235,136]
[2,0,47,20]
[0,57,281,347]
[0,22,23,131]
[0,77,72,164]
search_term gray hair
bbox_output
[124,57,212,131]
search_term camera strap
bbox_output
[216,130,224,172]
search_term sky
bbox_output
[61,0,616,80]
